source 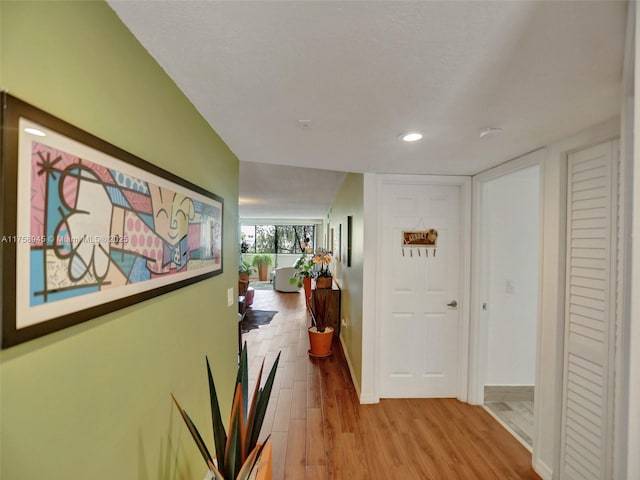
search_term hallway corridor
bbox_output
[243,288,540,479]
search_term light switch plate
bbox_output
[227,287,234,307]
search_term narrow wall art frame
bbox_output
[0,94,223,348]
[346,215,352,267]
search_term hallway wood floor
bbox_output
[244,288,541,480]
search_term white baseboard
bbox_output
[359,393,378,404]
[339,335,363,401]
[532,458,553,480]
[338,334,378,404]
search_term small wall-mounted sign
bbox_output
[401,229,438,258]
[402,229,438,247]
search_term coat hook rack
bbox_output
[400,228,439,259]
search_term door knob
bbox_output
[447,300,458,308]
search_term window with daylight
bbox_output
[240,225,315,254]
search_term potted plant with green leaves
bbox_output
[238,260,255,282]
[290,253,315,307]
[171,344,280,480]
[251,254,273,282]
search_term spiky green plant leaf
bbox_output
[244,360,265,458]
[247,352,281,450]
[170,394,215,471]
[235,343,249,422]
[208,465,226,480]
[206,357,228,474]
[224,384,244,479]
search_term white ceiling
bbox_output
[239,161,345,220]
[108,0,627,220]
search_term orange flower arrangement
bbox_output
[312,248,332,277]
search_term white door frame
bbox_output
[364,174,472,402]
[468,149,545,406]
[619,3,636,479]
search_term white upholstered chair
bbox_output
[273,266,299,292]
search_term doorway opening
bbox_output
[475,161,542,450]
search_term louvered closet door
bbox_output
[560,140,618,480]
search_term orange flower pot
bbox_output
[308,326,333,357]
[257,264,269,281]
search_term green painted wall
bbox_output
[0,2,239,479]
[329,173,364,392]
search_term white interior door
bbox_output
[560,140,618,480]
[380,180,464,398]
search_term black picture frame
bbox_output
[346,216,353,267]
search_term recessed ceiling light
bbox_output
[24,127,46,137]
[399,131,423,142]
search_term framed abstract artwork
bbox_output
[1,94,223,348]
